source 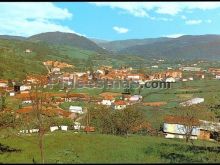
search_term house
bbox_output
[69,106,83,114]
[165,77,176,83]
[101,100,112,106]
[208,68,220,75]
[51,67,61,73]
[216,75,220,80]
[180,97,204,106]
[0,80,8,88]
[129,95,142,102]
[180,67,201,72]
[182,79,188,82]
[163,115,220,141]
[151,65,159,68]
[25,49,32,53]
[20,85,31,91]
[22,100,32,104]
[114,100,127,110]
[163,115,200,140]
[9,91,15,96]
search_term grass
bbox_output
[0,132,219,163]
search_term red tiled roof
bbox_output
[114,100,126,105]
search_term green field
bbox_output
[0,132,219,163]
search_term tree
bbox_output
[177,104,215,143]
[112,106,145,136]
[28,75,49,164]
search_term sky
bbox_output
[0,2,220,41]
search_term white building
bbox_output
[151,65,159,68]
[101,100,112,106]
[0,82,8,88]
[189,77,194,81]
[216,75,220,80]
[180,98,204,106]
[114,101,127,110]
[51,67,60,73]
[22,100,32,104]
[163,123,199,139]
[129,95,142,102]
[20,85,31,91]
[69,106,83,114]
[9,92,15,96]
[165,77,176,83]
[180,67,201,72]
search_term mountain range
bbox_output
[1,32,220,60]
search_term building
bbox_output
[163,115,220,141]
[180,67,201,72]
[101,100,113,106]
[51,67,61,73]
[165,77,176,83]
[20,85,31,91]
[114,100,127,110]
[163,115,200,140]
[180,98,204,106]
[208,68,220,75]
[129,95,142,102]
[216,75,220,80]
[25,49,32,53]
[69,106,83,114]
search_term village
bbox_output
[0,59,220,142]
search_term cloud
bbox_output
[165,34,185,38]
[91,2,220,16]
[181,15,187,20]
[113,26,129,34]
[0,2,80,37]
[206,19,212,23]
[185,19,202,25]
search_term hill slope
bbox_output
[96,37,172,53]
[118,35,220,60]
[28,31,107,53]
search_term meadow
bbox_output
[0,132,219,163]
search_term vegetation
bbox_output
[0,132,220,163]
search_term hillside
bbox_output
[117,35,220,60]
[0,132,218,163]
[96,37,172,53]
[0,38,110,80]
[28,31,107,53]
[0,35,26,41]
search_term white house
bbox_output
[182,79,188,82]
[25,49,32,53]
[127,74,140,81]
[0,82,8,88]
[69,106,83,114]
[50,126,59,132]
[163,123,199,139]
[101,100,112,106]
[151,65,159,68]
[180,98,204,106]
[52,67,60,73]
[60,125,68,131]
[22,100,32,104]
[9,91,15,96]
[114,101,127,110]
[74,122,81,130]
[165,77,176,83]
[189,77,194,81]
[20,85,31,91]
[129,95,142,102]
[216,75,220,80]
